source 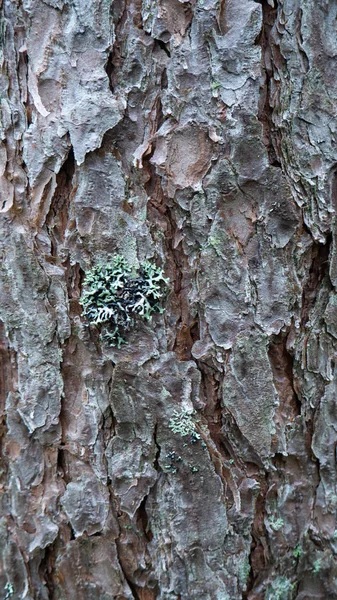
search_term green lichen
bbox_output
[268,516,285,531]
[266,577,294,600]
[211,80,222,90]
[292,544,303,559]
[203,232,224,257]
[239,556,251,587]
[168,409,200,439]
[80,255,168,347]
[313,558,322,574]
[4,583,14,599]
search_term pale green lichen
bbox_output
[313,558,322,574]
[292,544,303,559]
[268,516,285,531]
[4,583,14,599]
[168,409,200,439]
[80,255,168,347]
[266,577,294,600]
[239,555,251,587]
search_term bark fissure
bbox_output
[258,0,281,168]
[300,235,332,327]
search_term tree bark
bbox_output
[1,0,336,598]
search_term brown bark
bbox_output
[1,0,337,598]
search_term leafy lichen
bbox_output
[80,255,168,347]
[4,583,14,599]
[168,409,200,439]
[266,577,294,600]
[268,516,285,531]
[292,544,303,559]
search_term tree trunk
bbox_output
[1,0,336,598]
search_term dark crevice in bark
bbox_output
[39,538,58,600]
[105,50,115,93]
[0,322,16,410]
[115,542,141,600]
[106,377,117,438]
[296,8,309,74]
[105,0,148,94]
[257,0,281,168]
[155,195,197,360]
[108,425,159,597]
[153,422,161,474]
[114,494,158,599]
[56,446,69,484]
[105,29,125,95]
[300,234,332,327]
[63,260,82,302]
[128,430,159,551]
[310,458,324,557]
[330,164,337,214]
[160,67,168,90]
[194,361,247,511]
[133,585,159,600]
[198,362,223,446]
[136,496,153,543]
[154,39,171,58]
[268,331,301,428]
[301,217,316,241]
[45,147,75,259]
[173,316,199,361]
[57,261,83,471]
[18,45,33,127]
[0,322,15,497]
[244,482,269,600]
[39,522,77,599]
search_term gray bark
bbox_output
[1,0,337,598]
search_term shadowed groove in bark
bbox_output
[268,331,301,423]
[39,536,59,599]
[115,521,142,600]
[0,322,14,504]
[300,234,332,327]
[0,322,16,413]
[154,39,171,58]
[105,0,146,94]
[45,147,75,258]
[243,479,269,600]
[257,0,281,168]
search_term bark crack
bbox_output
[257,0,281,168]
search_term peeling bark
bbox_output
[1,0,337,598]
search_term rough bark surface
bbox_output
[1,0,337,598]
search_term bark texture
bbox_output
[1,0,337,598]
